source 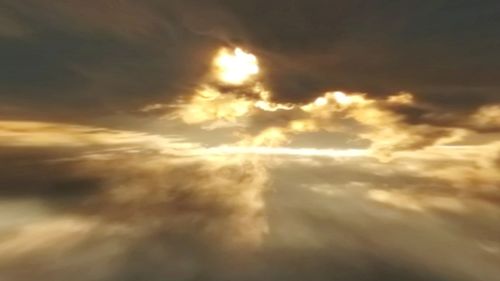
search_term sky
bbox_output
[0,1,499,281]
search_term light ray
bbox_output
[203,146,370,158]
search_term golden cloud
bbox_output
[141,46,500,162]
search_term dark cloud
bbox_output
[0,0,498,123]
[0,1,221,120]
[0,147,103,202]
[231,1,500,105]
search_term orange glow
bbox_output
[214,47,259,85]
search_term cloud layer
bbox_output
[0,121,499,281]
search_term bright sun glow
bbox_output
[214,47,259,85]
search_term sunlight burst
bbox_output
[214,47,259,85]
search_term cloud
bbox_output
[168,83,469,156]
[0,120,272,280]
[0,1,223,121]
[0,1,498,125]
[264,154,500,281]
[392,142,500,189]
[1,120,500,280]
[171,86,255,126]
[135,45,487,157]
[468,105,500,131]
